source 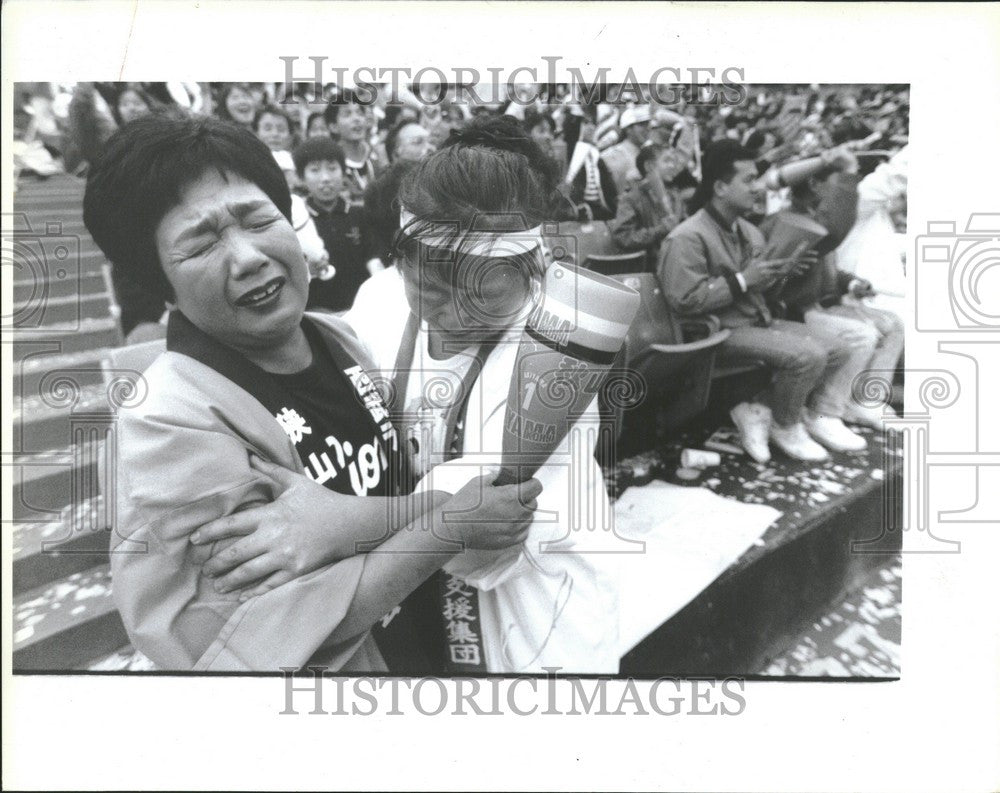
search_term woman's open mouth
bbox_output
[235,277,285,308]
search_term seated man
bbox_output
[833,146,909,317]
[600,105,651,195]
[765,149,904,429]
[659,140,869,463]
[612,143,688,261]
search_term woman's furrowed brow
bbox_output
[174,199,274,243]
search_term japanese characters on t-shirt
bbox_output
[270,324,399,497]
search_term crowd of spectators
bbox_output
[14,79,908,461]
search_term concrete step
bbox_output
[7,213,89,230]
[11,291,113,330]
[13,380,120,453]
[13,496,111,594]
[11,248,110,283]
[13,268,109,303]
[13,176,85,194]
[14,177,87,206]
[13,564,128,671]
[15,346,111,398]
[12,317,121,360]
[10,441,104,522]
[10,199,86,212]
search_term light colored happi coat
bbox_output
[108,312,386,672]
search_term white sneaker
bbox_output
[803,410,867,452]
[844,403,899,431]
[730,401,772,463]
[770,421,830,461]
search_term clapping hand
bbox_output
[788,243,819,277]
[743,257,791,289]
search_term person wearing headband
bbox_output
[83,112,538,672]
[345,115,626,674]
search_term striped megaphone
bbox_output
[495,262,640,485]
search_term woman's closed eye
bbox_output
[246,214,278,230]
[182,237,218,259]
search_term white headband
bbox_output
[399,208,543,259]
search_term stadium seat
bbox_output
[607,273,730,453]
[583,251,648,276]
[543,219,617,268]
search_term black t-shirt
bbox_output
[270,320,399,497]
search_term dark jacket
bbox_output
[658,206,769,329]
[307,196,372,312]
[567,158,619,221]
[612,175,686,258]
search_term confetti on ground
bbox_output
[759,557,901,677]
[86,646,157,672]
[607,420,901,678]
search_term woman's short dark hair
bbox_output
[306,111,327,133]
[398,114,561,233]
[83,110,291,306]
[743,128,768,155]
[292,137,346,177]
[670,167,699,192]
[111,83,156,126]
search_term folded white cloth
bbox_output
[612,481,780,655]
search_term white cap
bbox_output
[619,105,651,129]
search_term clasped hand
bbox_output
[191,456,363,598]
[190,456,541,600]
